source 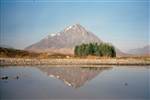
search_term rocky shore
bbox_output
[0,57,150,66]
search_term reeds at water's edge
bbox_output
[0,57,150,66]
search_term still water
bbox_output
[0,66,149,100]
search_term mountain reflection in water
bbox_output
[1,66,148,99]
[38,67,112,88]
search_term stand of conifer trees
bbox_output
[74,43,116,57]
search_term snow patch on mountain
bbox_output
[50,33,57,37]
[50,33,61,37]
[65,26,73,31]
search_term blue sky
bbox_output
[0,0,149,52]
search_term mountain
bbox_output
[25,24,124,56]
[127,45,150,56]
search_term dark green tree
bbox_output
[74,42,116,57]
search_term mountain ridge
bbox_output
[127,45,150,56]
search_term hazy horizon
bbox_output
[0,0,149,52]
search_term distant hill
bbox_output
[0,47,72,58]
[25,24,125,56]
[0,47,39,58]
[0,44,13,49]
[127,45,150,56]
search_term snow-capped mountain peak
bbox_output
[25,24,102,54]
[64,24,86,34]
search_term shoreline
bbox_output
[0,57,150,66]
